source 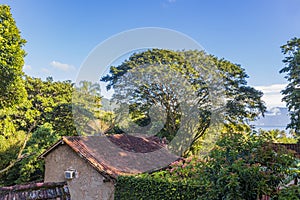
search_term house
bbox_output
[39,134,179,200]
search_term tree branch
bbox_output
[0,121,37,175]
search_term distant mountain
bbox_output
[252,107,290,129]
[100,100,290,131]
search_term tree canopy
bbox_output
[0,5,27,109]
[0,75,107,185]
[2,6,298,194]
[0,5,28,178]
[280,37,300,135]
[101,49,266,155]
[0,76,77,185]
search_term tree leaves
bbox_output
[0,5,28,178]
[149,132,297,199]
[0,5,27,109]
[101,49,266,155]
[280,38,300,134]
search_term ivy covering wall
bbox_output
[114,175,203,200]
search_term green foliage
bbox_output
[148,132,297,199]
[0,76,76,185]
[114,175,204,200]
[259,129,298,144]
[0,76,75,185]
[202,133,296,199]
[0,5,27,109]
[101,49,265,155]
[19,123,59,183]
[24,76,77,136]
[278,185,300,199]
[2,123,59,185]
[280,37,300,135]
[72,81,104,135]
[0,23,88,178]
[0,5,28,180]
[0,77,111,185]
[0,125,26,170]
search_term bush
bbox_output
[278,185,300,200]
[114,175,204,200]
[115,132,299,199]
[149,132,298,199]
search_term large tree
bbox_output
[23,76,76,136]
[0,5,27,108]
[0,76,80,185]
[101,49,265,155]
[0,5,28,176]
[0,77,108,185]
[280,37,300,135]
[0,5,110,185]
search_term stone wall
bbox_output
[44,144,114,200]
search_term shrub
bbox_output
[114,175,204,200]
[115,132,298,199]
[150,132,298,199]
[278,185,300,199]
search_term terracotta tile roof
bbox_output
[0,182,70,200]
[106,134,165,153]
[272,142,300,158]
[41,134,179,179]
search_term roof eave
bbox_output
[38,139,64,159]
[62,137,118,180]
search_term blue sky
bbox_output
[2,0,300,107]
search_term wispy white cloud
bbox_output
[254,84,287,108]
[41,68,51,74]
[23,64,32,70]
[162,0,176,7]
[50,61,75,71]
[255,84,286,94]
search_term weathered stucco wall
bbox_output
[44,144,114,200]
